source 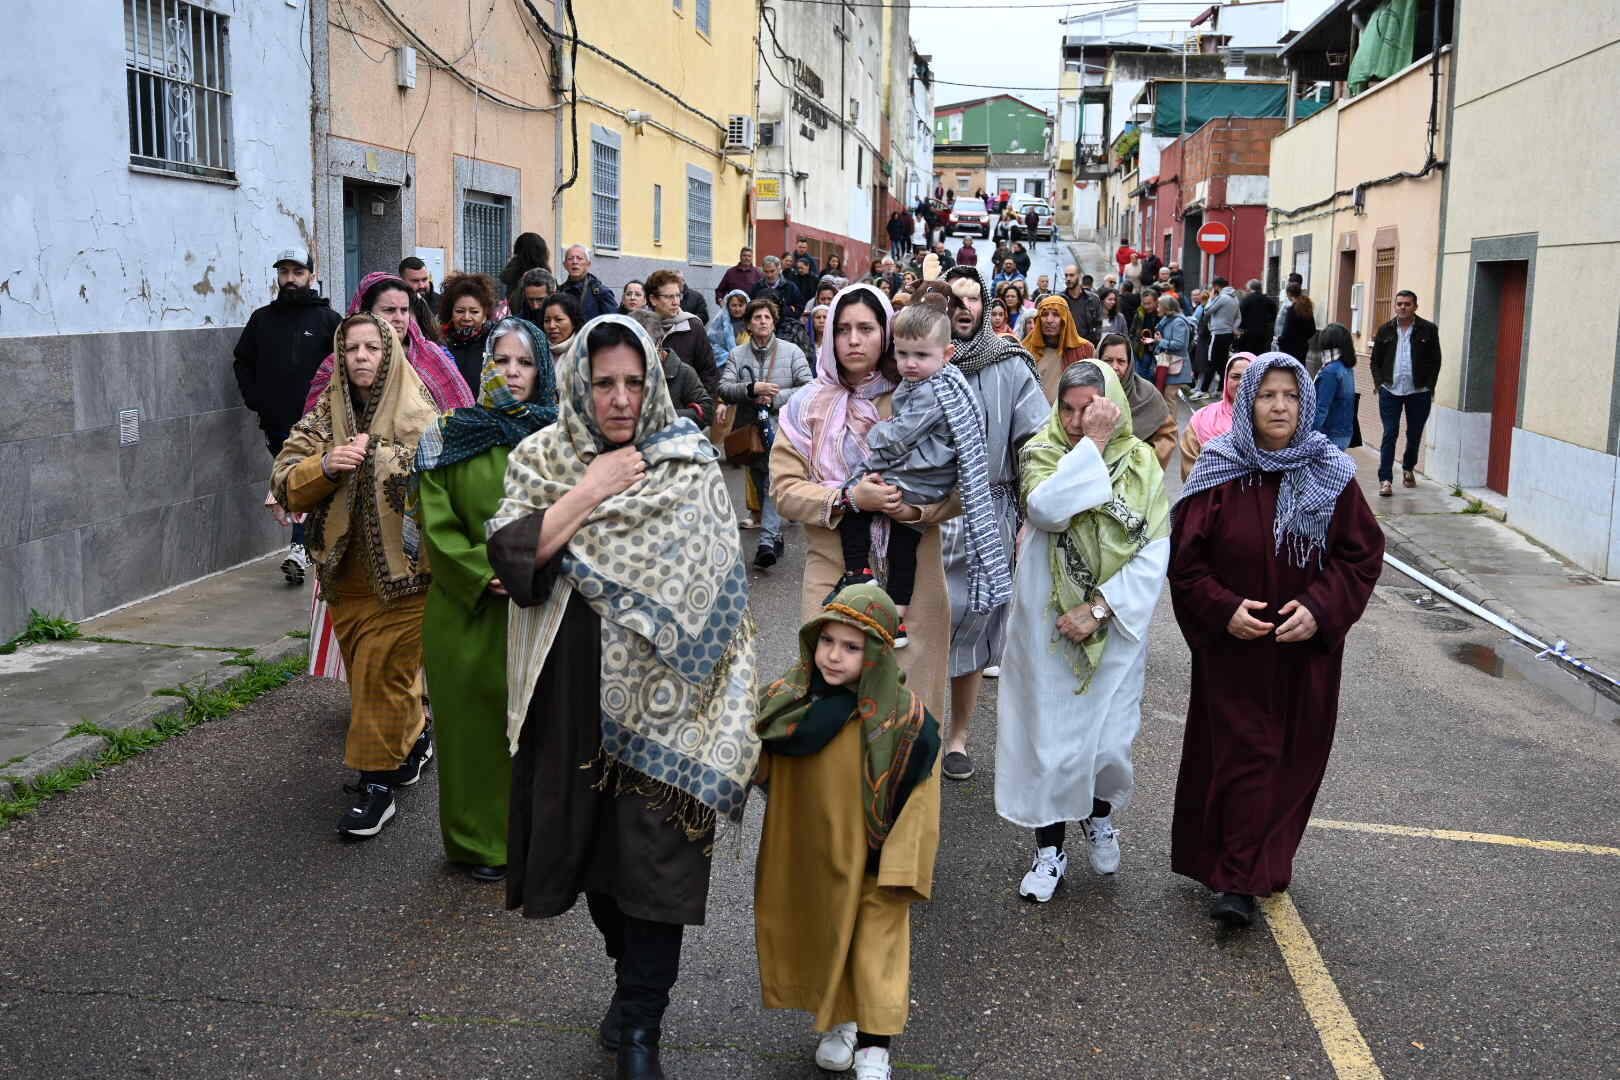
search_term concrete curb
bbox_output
[1378,518,1559,652]
[0,634,308,802]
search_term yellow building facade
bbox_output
[559,0,757,297]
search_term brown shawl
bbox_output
[272,314,440,602]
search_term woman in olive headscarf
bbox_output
[995,359,1169,903]
[273,313,441,839]
[414,317,557,883]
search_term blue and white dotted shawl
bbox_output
[489,315,760,833]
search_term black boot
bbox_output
[1210,891,1257,928]
[616,1026,664,1079]
[598,990,623,1053]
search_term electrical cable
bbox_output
[520,1,728,134]
[446,0,498,66]
[372,0,557,113]
[553,0,581,200]
[334,0,391,64]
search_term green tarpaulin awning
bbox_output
[1348,0,1419,95]
[1152,82,1328,137]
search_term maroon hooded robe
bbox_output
[1168,474,1383,896]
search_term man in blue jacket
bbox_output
[558,244,617,321]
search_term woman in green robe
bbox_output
[414,317,558,881]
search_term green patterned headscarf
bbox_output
[756,582,937,850]
[1018,358,1169,693]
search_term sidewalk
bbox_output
[0,554,308,798]
[1351,447,1620,684]
[1065,234,1110,280]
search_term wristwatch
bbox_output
[1090,602,1111,623]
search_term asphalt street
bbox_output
[1,402,1617,1079]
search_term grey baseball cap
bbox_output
[272,247,313,270]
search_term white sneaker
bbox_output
[982,665,1001,678]
[852,1046,892,1080]
[281,543,309,585]
[1017,845,1067,902]
[1081,814,1121,874]
[815,1021,857,1071]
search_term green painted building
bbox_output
[933,94,1051,156]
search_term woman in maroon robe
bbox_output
[1168,352,1383,927]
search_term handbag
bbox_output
[722,359,771,465]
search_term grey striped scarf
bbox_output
[933,364,1013,613]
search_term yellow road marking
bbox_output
[1309,818,1620,857]
[1261,892,1386,1080]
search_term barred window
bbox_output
[686,166,713,267]
[653,184,663,246]
[696,0,711,35]
[462,192,512,278]
[125,0,233,180]
[591,126,622,253]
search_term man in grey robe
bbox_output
[937,266,1050,781]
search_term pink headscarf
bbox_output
[778,283,896,488]
[302,272,475,414]
[1188,351,1257,444]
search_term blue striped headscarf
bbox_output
[1178,352,1356,568]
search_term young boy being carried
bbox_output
[831,301,1011,646]
[753,582,942,1080]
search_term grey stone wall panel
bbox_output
[192,408,269,497]
[0,335,75,443]
[71,329,163,432]
[0,531,82,638]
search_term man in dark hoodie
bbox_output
[232,247,342,585]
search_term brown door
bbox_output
[1336,250,1356,325]
[1486,261,1528,494]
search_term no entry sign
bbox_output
[1197,221,1231,255]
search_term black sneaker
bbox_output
[941,750,974,781]
[773,537,785,557]
[753,544,777,569]
[1210,891,1257,928]
[337,782,395,838]
[389,724,435,788]
[822,568,875,605]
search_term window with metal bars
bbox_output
[653,184,663,246]
[592,134,621,253]
[696,0,710,35]
[462,193,512,278]
[125,0,233,180]
[1372,247,1397,330]
[686,167,713,267]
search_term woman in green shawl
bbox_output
[754,582,941,1080]
[415,317,557,882]
[993,358,1170,903]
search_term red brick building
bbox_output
[1138,116,1283,291]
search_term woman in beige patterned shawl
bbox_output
[484,314,758,1077]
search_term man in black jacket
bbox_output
[1237,278,1277,356]
[1369,289,1442,496]
[1061,265,1103,343]
[232,247,342,585]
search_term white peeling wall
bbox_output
[0,0,317,339]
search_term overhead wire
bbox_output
[372,0,558,113]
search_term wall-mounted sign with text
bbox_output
[755,177,782,201]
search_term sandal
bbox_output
[1378,481,1393,497]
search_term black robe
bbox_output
[488,511,714,926]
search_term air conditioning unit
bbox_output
[725,114,756,151]
[758,121,778,147]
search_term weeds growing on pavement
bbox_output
[0,610,81,655]
[0,654,305,828]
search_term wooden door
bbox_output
[1486,262,1528,494]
